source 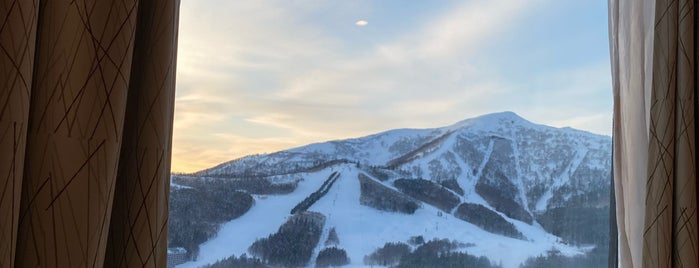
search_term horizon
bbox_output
[173,0,611,173]
[180,110,611,174]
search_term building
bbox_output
[167,247,189,268]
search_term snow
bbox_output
[509,136,532,215]
[175,112,611,268]
[176,169,338,268]
[307,165,581,268]
[179,164,588,268]
[535,145,589,211]
[170,182,193,189]
[474,139,494,180]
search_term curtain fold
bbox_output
[643,0,698,267]
[611,0,699,267]
[104,0,179,266]
[14,1,138,266]
[609,0,656,267]
[0,1,38,267]
[0,0,179,267]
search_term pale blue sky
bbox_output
[173,0,611,172]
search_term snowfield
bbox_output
[178,165,588,268]
[174,112,610,268]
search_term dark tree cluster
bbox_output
[475,178,533,224]
[171,176,297,195]
[315,247,350,267]
[325,227,340,246]
[362,166,393,181]
[290,172,340,214]
[397,239,499,268]
[525,183,548,211]
[519,246,608,268]
[248,212,325,267]
[386,130,454,168]
[301,159,353,174]
[439,179,465,196]
[535,206,609,246]
[387,135,433,156]
[475,138,533,224]
[398,252,500,268]
[363,242,412,266]
[393,179,460,212]
[358,174,419,214]
[168,187,253,258]
[547,176,611,209]
[201,254,268,268]
[365,239,500,268]
[407,235,425,246]
[454,203,525,239]
[198,158,351,179]
[452,135,489,173]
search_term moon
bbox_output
[355,20,368,26]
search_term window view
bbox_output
[168,1,612,268]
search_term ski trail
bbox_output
[475,139,495,180]
[458,139,496,207]
[450,148,477,200]
[535,146,589,211]
[509,137,532,215]
[177,169,335,268]
[310,215,333,267]
[309,173,343,266]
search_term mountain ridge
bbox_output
[194,111,610,178]
[171,111,611,268]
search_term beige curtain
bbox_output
[610,0,699,267]
[0,0,180,267]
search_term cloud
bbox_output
[271,0,542,117]
[172,0,611,172]
[355,20,368,26]
[379,0,536,60]
[171,133,302,173]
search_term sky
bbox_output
[172,0,612,173]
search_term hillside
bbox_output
[170,112,611,268]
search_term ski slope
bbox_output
[178,164,587,268]
[174,112,610,268]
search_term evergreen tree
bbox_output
[325,227,340,246]
[316,247,350,267]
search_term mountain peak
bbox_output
[449,111,531,131]
[176,111,613,268]
[476,111,526,122]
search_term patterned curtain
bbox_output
[0,0,180,267]
[610,0,699,267]
[643,0,698,267]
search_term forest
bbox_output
[454,202,524,239]
[168,186,253,258]
[248,212,325,267]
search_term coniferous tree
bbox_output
[316,247,350,267]
[325,227,340,246]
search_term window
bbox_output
[168,1,613,267]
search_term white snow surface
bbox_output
[178,164,587,268]
[170,182,193,189]
[176,112,611,268]
[198,112,609,184]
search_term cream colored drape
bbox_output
[610,0,698,267]
[0,0,180,267]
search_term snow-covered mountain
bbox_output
[170,112,612,268]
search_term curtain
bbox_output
[0,0,180,267]
[610,0,699,267]
[0,1,37,267]
[609,0,656,267]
